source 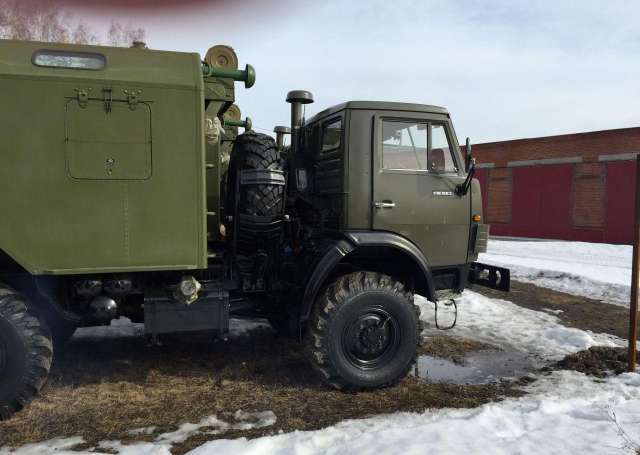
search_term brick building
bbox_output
[471,127,639,245]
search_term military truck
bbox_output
[0,39,509,419]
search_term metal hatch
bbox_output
[64,88,152,180]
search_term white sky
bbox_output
[78,0,640,144]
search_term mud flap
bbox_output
[468,262,511,292]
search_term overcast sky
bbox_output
[78,0,640,144]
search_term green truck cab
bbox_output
[0,39,508,419]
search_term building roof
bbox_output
[473,126,640,148]
[469,126,640,168]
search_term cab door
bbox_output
[371,113,470,267]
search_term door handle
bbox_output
[374,201,396,209]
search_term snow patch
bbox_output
[156,411,276,445]
[227,319,272,337]
[479,239,631,306]
[0,437,85,455]
[0,412,276,455]
[73,318,270,341]
[73,317,144,340]
[417,290,624,361]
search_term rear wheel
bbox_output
[305,272,421,389]
[0,288,53,420]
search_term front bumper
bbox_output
[468,262,510,292]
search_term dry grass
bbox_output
[0,328,522,453]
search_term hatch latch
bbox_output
[74,88,91,108]
[123,89,142,110]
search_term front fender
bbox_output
[299,231,436,323]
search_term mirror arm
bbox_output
[456,158,476,196]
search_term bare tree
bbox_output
[107,22,146,47]
[0,0,144,47]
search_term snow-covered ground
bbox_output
[417,292,624,362]
[480,238,632,306]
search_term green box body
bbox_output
[0,40,208,274]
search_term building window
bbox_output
[33,50,106,70]
[321,118,342,153]
[381,120,457,172]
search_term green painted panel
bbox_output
[0,40,207,275]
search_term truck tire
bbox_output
[0,288,53,420]
[227,132,285,249]
[305,272,421,389]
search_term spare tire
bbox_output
[227,132,286,251]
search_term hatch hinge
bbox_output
[102,87,113,113]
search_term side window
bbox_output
[381,119,458,173]
[321,118,342,153]
[33,50,105,70]
[382,120,428,170]
[429,124,458,173]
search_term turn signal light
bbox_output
[472,214,482,222]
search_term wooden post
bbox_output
[629,155,640,372]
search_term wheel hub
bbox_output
[343,309,400,368]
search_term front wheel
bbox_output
[305,272,421,389]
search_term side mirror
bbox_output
[456,137,476,197]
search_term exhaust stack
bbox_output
[273,126,291,150]
[286,90,313,155]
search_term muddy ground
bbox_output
[0,281,635,453]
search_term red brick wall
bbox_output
[466,127,640,245]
